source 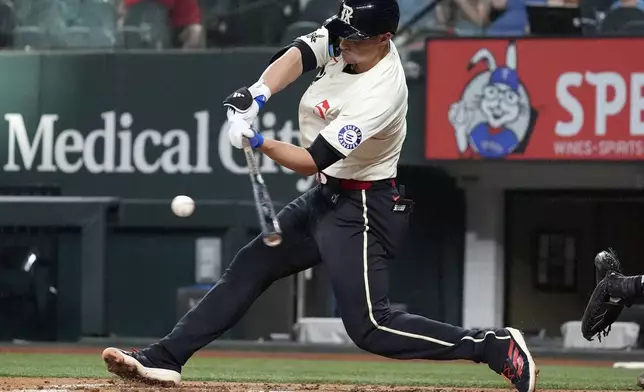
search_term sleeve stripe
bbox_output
[293,39,318,73]
[318,133,346,158]
[268,39,319,73]
[306,134,345,171]
[269,44,294,65]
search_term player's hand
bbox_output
[223,83,271,126]
[228,117,264,149]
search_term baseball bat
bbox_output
[241,136,283,247]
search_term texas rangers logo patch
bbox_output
[338,125,362,150]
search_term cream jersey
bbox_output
[295,27,408,181]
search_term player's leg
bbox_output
[314,184,536,392]
[102,188,323,385]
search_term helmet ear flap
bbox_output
[328,32,342,57]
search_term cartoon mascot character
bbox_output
[448,41,538,158]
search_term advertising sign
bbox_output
[425,38,644,160]
[0,52,316,201]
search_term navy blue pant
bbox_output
[146,180,497,366]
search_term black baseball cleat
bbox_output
[101,347,181,386]
[487,328,537,392]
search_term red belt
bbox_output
[316,173,395,191]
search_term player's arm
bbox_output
[262,27,333,95]
[257,137,344,176]
[227,119,344,176]
[247,97,396,176]
[223,28,333,124]
[256,140,319,176]
[258,49,304,97]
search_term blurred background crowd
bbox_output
[0,0,642,52]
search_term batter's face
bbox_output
[339,33,392,67]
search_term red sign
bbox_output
[425,38,644,160]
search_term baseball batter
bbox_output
[101,1,537,391]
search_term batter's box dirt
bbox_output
[0,378,630,392]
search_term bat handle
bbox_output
[241,136,252,150]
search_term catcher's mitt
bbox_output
[595,248,623,284]
[581,249,629,342]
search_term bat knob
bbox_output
[263,233,282,247]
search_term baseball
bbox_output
[171,195,195,217]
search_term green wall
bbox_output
[0,49,463,341]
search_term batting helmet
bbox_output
[323,0,400,41]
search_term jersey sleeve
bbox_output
[269,27,333,73]
[319,98,396,157]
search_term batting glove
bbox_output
[228,117,264,150]
[223,81,272,126]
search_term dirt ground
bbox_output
[0,345,632,392]
[0,378,634,392]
